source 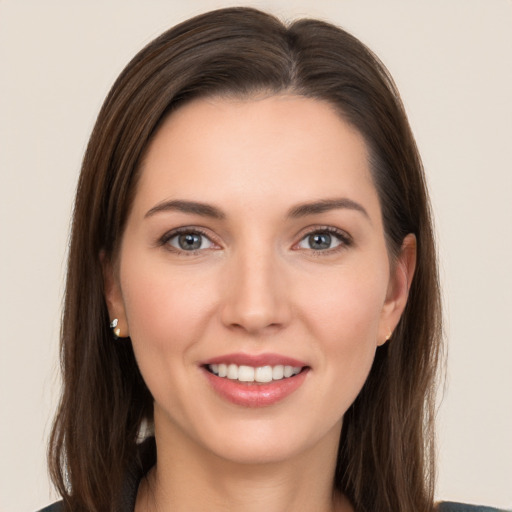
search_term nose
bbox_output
[220,245,291,335]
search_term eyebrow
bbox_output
[144,197,369,221]
[287,198,370,221]
[145,200,226,219]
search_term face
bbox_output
[104,95,414,465]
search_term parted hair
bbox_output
[49,7,442,512]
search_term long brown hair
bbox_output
[49,7,442,511]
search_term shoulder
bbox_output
[35,438,155,512]
[437,502,509,512]
[37,502,64,512]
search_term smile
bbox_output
[201,354,310,407]
[207,363,303,383]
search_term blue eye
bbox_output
[165,231,214,252]
[297,229,348,251]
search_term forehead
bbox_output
[134,94,380,220]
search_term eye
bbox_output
[163,229,215,253]
[296,228,351,251]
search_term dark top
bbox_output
[38,438,507,512]
[38,499,507,512]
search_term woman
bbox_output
[40,7,502,512]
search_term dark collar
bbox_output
[117,436,157,512]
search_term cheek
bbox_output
[298,264,388,404]
[121,255,215,339]
[118,253,220,392]
[119,261,221,416]
[302,264,388,345]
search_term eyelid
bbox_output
[293,225,353,252]
[157,224,352,255]
[158,226,221,255]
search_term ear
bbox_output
[377,234,417,346]
[100,251,129,338]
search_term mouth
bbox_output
[200,353,310,407]
[205,363,304,383]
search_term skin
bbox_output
[104,94,416,512]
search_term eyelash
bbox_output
[295,226,353,256]
[159,227,217,256]
[158,226,352,256]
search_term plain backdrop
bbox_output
[1,1,511,510]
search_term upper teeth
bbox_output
[208,364,302,383]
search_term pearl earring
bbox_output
[110,318,121,339]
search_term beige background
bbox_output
[1,1,511,510]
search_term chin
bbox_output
[194,417,342,467]
[207,436,309,466]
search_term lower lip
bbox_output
[203,368,309,407]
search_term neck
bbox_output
[135,414,352,512]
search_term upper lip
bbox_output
[201,353,309,368]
